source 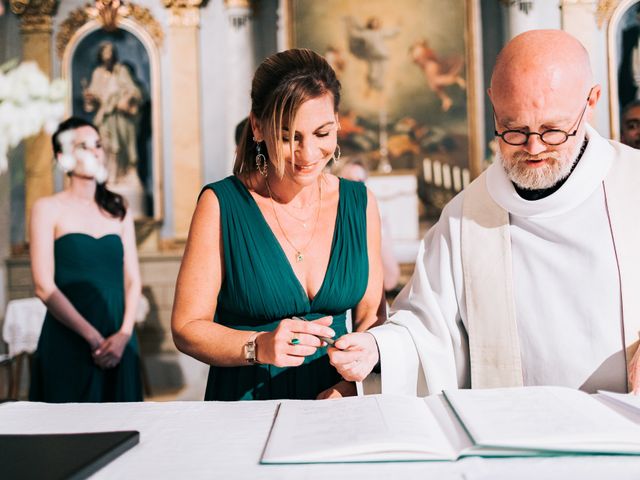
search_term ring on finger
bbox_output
[290,335,300,346]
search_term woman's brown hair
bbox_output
[234,48,341,179]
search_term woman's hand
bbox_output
[93,331,131,369]
[316,380,357,400]
[256,316,335,367]
[327,332,379,382]
[87,330,105,353]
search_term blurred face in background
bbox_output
[621,104,640,149]
[339,163,368,183]
[70,126,106,180]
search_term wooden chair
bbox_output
[0,353,13,402]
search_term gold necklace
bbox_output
[266,179,322,262]
[280,206,316,229]
[277,188,321,228]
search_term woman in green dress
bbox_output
[172,49,384,401]
[29,117,143,402]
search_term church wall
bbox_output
[200,0,235,185]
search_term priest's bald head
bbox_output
[488,30,601,191]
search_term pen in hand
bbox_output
[318,336,336,347]
[291,316,339,348]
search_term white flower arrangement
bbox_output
[0,59,67,174]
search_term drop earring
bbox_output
[332,144,341,164]
[254,139,268,177]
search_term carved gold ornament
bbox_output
[85,0,131,31]
[596,0,621,29]
[56,1,163,59]
[162,0,206,27]
[9,0,58,32]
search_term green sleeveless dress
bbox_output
[29,233,143,403]
[203,176,369,400]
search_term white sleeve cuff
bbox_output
[360,375,380,395]
[369,323,421,396]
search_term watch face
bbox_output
[245,341,256,362]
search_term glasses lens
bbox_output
[540,130,568,145]
[501,131,528,145]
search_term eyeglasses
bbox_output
[494,87,593,146]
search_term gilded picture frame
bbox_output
[61,19,163,223]
[284,0,483,220]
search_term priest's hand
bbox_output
[629,343,640,395]
[316,380,357,400]
[327,332,379,382]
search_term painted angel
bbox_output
[409,39,466,112]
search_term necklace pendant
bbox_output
[296,251,304,262]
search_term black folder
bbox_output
[0,430,140,480]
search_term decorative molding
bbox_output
[56,7,89,58]
[127,4,164,44]
[56,1,163,59]
[85,0,131,31]
[225,0,253,30]
[559,0,621,30]
[224,0,250,8]
[162,0,205,6]
[8,0,56,16]
[224,0,252,29]
[9,0,58,33]
[163,0,206,27]
[596,0,621,28]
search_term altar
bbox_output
[1,398,639,480]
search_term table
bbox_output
[1,399,639,480]
[2,298,47,358]
[367,172,420,243]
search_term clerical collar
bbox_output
[513,138,589,201]
[485,124,615,219]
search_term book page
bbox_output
[425,395,539,458]
[598,391,640,414]
[597,391,640,425]
[424,395,473,453]
[444,386,640,453]
[261,395,457,463]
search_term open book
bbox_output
[261,386,640,463]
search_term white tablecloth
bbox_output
[1,399,640,480]
[2,298,46,357]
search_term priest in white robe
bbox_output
[328,29,640,396]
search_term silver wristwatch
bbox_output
[244,332,260,364]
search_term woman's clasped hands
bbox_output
[92,331,131,370]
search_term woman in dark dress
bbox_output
[172,49,385,401]
[29,117,143,402]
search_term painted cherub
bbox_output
[409,38,466,112]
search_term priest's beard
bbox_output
[497,135,584,190]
